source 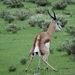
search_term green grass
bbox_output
[0,1,75,75]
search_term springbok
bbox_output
[25,10,62,72]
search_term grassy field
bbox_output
[0,1,75,75]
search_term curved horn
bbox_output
[47,10,54,19]
[47,10,57,20]
[52,10,56,20]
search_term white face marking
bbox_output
[55,22,62,31]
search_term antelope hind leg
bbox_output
[42,55,57,72]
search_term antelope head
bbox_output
[47,10,62,31]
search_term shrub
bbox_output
[66,26,75,37]
[57,44,64,52]
[27,14,42,27]
[22,0,26,2]
[53,0,67,10]
[58,38,75,55]
[3,0,24,8]
[70,55,75,61]
[27,0,35,3]
[35,7,48,14]
[40,20,50,31]
[58,17,67,27]
[4,14,15,23]
[37,19,45,28]
[14,10,31,21]
[0,10,10,18]
[0,0,4,1]
[63,11,71,15]
[65,0,75,4]
[0,10,15,23]
[3,0,10,5]
[6,23,21,33]
[36,0,51,6]
[8,65,16,72]
[20,57,27,65]
[50,48,54,54]
[27,14,50,31]
[27,16,37,27]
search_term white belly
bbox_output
[45,42,50,49]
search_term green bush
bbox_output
[36,0,51,6]
[4,14,15,23]
[0,10,15,23]
[53,0,67,10]
[70,55,75,61]
[63,11,71,15]
[35,7,48,14]
[65,0,75,4]
[57,38,75,55]
[3,0,24,8]
[57,44,64,52]
[14,10,31,21]
[8,65,16,72]
[20,57,27,65]
[37,19,45,28]
[0,0,4,1]
[58,17,67,27]
[22,0,27,2]
[27,14,50,31]
[26,0,51,5]
[66,26,75,37]
[40,20,50,31]
[27,16,37,27]
[0,10,10,18]
[27,0,35,3]
[2,0,10,5]
[6,23,21,34]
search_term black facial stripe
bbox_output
[58,25,61,29]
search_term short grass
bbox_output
[0,1,75,75]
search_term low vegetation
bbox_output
[0,0,75,75]
[3,0,24,8]
[20,57,27,65]
[66,26,75,37]
[14,9,32,21]
[52,0,75,10]
[36,0,51,6]
[52,0,68,10]
[8,65,16,72]
[5,23,21,33]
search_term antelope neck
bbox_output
[47,20,56,38]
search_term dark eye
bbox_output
[57,23,59,25]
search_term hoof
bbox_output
[53,69,58,72]
[46,67,48,70]
[38,67,40,70]
[25,69,28,72]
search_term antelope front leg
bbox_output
[25,55,33,72]
[42,55,57,72]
